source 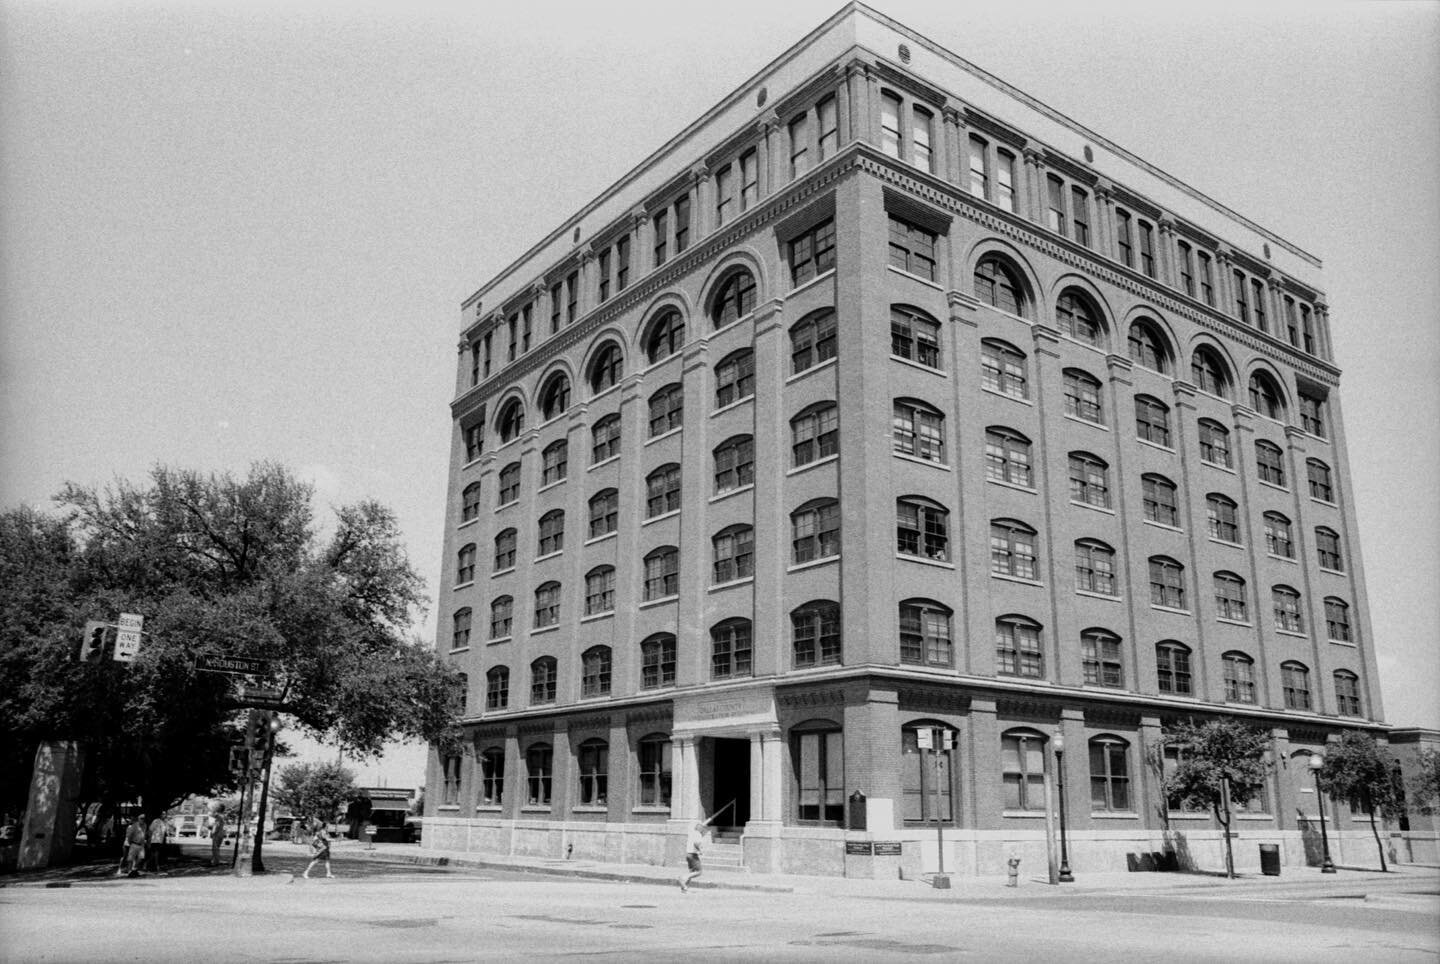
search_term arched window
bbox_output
[990,519,1038,580]
[1273,585,1303,632]
[974,257,1025,316]
[644,309,686,363]
[577,738,608,805]
[787,719,846,828]
[1259,514,1293,561]
[1142,473,1179,527]
[1148,556,1186,609]
[540,372,571,420]
[996,615,1043,677]
[1333,671,1361,717]
[712,525,754,584]
[714,349,755,408]
[1056,289,1103,346]
[790,310,837,374]
[588,489,618,539]
[897,497,949,561]
[1135,394,1172,446]
[525,742,553,806]
[640,633,677,690]
[1127,319,1168,373]
[584,565,615,615]
[891,306,941,369]
[1001,728,1048,810]
[903,720,957,823]
[533,581,561,628]
[1316,528,1343,571]
[1222,651,1256,703]
[498,398,525,443]
[1214,571,1248,621]
[530,657,557,705]
[1198,419,1232,468]
[1063,368,1103,423]
[1281,660,1311,710]
[792,600,841,667]
[892,398,945,462]
[1190,346,1230,398]
[1155,641,1192,695]
[461,482,482,523]
[645,464,681,518]
[493,527,517,571]
[985,427,1032,486]
[541,439,568,485]
[1256,440,1286,487]
[791,403,839,467]
[712,270,757,328]
[713,435,755,494]
[479,746,505,805]
[588,342,624,394]
[1081,629,1123,687]
[1068,451,1110,507]
[1307,459,1334,501]
[1089,737,1132,811]
[1074,539,1116,595]
[498,462,521,505]
[451,608,472,650]
[648,383,684,437]
[637,733,672,806]
[900,599,953,666]
[489,596,513,639]
[581,646,611,698]
[710,618,753,680]
[981,338,1028,398]
[1248,371,1285,420]
[485,666,509,710]
[1206,493,1239,542]
[643,547,679,600]
[1324,597,1352,642]
[537,510,564,556]
[791,499,840,563]
[591,414,621,464]
[456,543,476,584]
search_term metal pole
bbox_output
[1056,747,1073,882]
[1042,764,1058,884]
[1314,768,1336,873]
[932,739,945,878]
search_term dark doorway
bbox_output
[710,738,751,828]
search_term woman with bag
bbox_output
[302,822,334,879]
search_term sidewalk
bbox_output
[350,840,1440,902]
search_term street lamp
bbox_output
[1054,727,1074,883]
[1308,752,1336,874]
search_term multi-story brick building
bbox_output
[426,4,1386,877]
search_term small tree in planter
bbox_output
[1160,719,1271,878]
[1320,732,1403,872]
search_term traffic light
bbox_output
[245,710,281,754]
[79,621,109,661]
[229,746,249,777]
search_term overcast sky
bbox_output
[2,0,1436,788]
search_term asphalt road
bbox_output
[2,855,1436,963]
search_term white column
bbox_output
[762,729,783,822]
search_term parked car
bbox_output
[175,815,202,838]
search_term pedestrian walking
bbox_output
[146,813,169,872]
[302,823,334,879]
[117,813,147,877]
[208,809,227,867]
[678,817,714,892]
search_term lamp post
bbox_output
[1309,752,1336,874]
[1054,727,1074,882]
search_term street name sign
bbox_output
[196,654,272,676]
[240,685,283,706]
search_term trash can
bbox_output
[847,791,866,831]
[1259,843,1281,876]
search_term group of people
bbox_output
[115,812,172,877]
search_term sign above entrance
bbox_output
[672,688,777,736]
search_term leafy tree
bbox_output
[272,761,357,832]
[1319,732,1403,871]
[1159,719,1271,878]
[1408,749,1440,814]
[0,463,460,868]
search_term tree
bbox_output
[272,761,357,832]
[1158,719,1271,878]
[0,463,461,869]
[1320,732,1403,871]
[1408,749,1440,814]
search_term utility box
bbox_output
[1259,843,1281,876]
[848,791,866,831]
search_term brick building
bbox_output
[425,4,1387,876]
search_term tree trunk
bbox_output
[1215,806,1234,879]
[250,741,276,873]
[1366,792,1387,872]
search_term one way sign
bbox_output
[113,613,144,662]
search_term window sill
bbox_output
[462,456,484,470]
[991,572,1043,588]
[1001,810,1047,819]
[1136,437,1176,454]
[580,610,614,623]
[495,501,518,513]
[710,483,754,504]
[1201,460,1237,474]
[492,567,515,578]
[1143,520,1184,534]
[709,576,755,592]
[457,517,480,530]
[788,556,839,574]
[1328,638,1357,648]
[711,310,756,335]
[454,580,475,591]
[437,806,461,813]
[1257,479,1290,494]
[643,509,680,527]
[1275,629,1309,639]
[448,646,471,655]
[1318,566,1346,576]
[488,635,513,645]
[886,264,944,290]
[1090,812,1140,820]
[1150,605,1193,617]
[1208,537,1244,550]
[632,807,671,815]
[1266,553,1297,564]
[980,386,1032,406]
[1070,500,1115,515]
[646,426,683,447]
[1075,589,1121,602]
[889,354,946,377]
[987,478,1037,495]
[585,531,617,546]
[572,806,608,814]
[520,807,552,815]
[787,267,836,299]
[1064,413,1108,431]
[786,357,838,385]
[896,553,954,570]
[590,454,620,472]
[639,595,679,610]
[1310,497,1338,509]
[1235,813,1274,821]
[788,454,839,476]
[538,477,567,493]
[530,624,559,636]
[534,551,563,564]
[711,396,754,418]
[893,452,949,470]
[1216,617,1252,628]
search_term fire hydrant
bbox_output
[1006,855,1021,887]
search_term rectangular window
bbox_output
[880,92,901,158]
[1284,296,1299,346]
[1071,186,1089,246]
[817,96,839,160]
[521,304,532,352]
[506,315,518,362]
[1197,252,1214,305]
[652,209,668,267]
[565,272,578,324]
[789,113,809,178]
[1177,241,1195,296]
[995,149,1015,212]
[967,134,988,199]
[1300,304,1315,353]
[714,165,734,226]
[911,108,934,171]
[789,219,836,285]
[598,249,611,303]
[1234,270,1249,322]
[1252,279,1267,332]
[615,237,630,292]
[674,197,691,252]
[1047,175,1066,234]
[739,149,758,210]
[797,730,844,823]
[1116,210,1133,267]
[1138,220,1155,277]
[887,215,937,281]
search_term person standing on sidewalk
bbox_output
[145,812,169,873]
[302,822,334,879]
[207,808,227,867]
[678,818,712,893]
[118,813,147,877]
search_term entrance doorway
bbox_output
[710,737,751,828]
